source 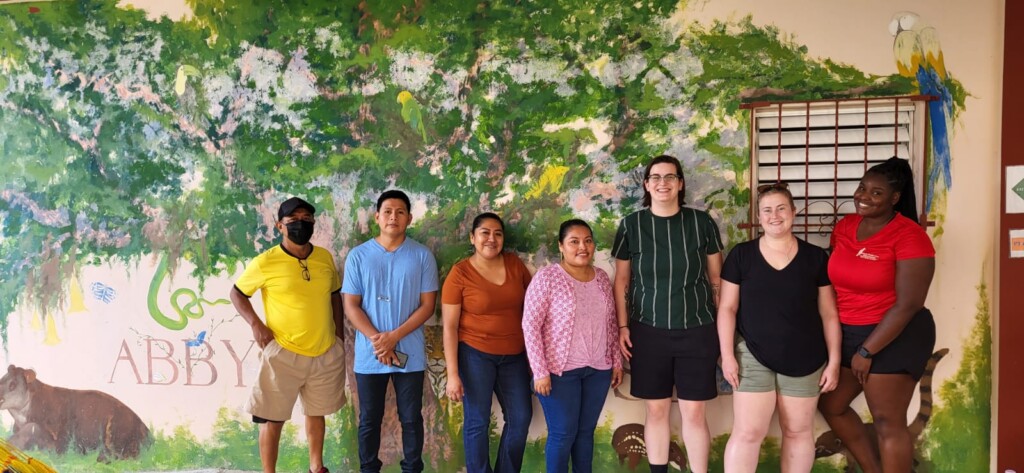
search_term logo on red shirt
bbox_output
[856,248,880,261]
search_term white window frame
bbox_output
[743,96,933,248]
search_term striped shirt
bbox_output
[611,207,724,330]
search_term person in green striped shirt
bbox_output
[612,155,724,473]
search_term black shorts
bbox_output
[628,320,720,401]
[841,308,936,381]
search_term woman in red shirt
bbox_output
[818,157,936,473]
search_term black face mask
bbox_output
[284,221,314,245]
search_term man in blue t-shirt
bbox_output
[342,189,439,473]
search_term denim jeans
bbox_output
[458,342,533,473]
[355,371,425,473]
[536,367,612,473]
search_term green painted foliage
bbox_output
[0,401,867,472]
[919,281,991,472]
[2,0,794,328]
[0,1,975,470]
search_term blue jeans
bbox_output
[355,371,425,473]
[458,343,533,473]
[536,367,612,473]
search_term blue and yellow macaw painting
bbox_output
[891,12,963,213]
[0,1,985,472]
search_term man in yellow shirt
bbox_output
[230,197,345,473]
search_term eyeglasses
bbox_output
[298,259,310,282]
[647,174,680,184]
[756,181,790,194]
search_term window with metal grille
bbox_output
[741,96,934,248]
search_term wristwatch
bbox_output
[856,345,873,359]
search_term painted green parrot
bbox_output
[397,90,427,141]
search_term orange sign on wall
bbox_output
[1012,229,1024,258]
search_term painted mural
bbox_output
[0,0,989,472]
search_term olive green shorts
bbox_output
[735,339,823,398]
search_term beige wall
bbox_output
[4,0,1005,464]
[683,0,1003,442]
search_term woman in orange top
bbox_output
[442,212,533,473]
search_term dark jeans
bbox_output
[536,367,612,473]
[458,342,533,473]
[356,371,425,473]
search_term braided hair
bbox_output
[865,156,918,221]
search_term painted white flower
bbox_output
[390,49,436,92]
[238,46,284,92]
[278,49,318,104]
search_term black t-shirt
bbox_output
[721,237,831,376]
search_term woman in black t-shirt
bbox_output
[716,183,841,473]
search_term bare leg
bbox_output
[724,391,776,473]
[818,367,880,473]
[862,374,917,473]
[679,400,711,473]
[644,398,673,465]
[259,421,284,473]
[777,394,819,473]
[306,415,326,472]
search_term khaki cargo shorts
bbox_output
[245,337,345,421]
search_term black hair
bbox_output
[471,212,505,233]
[642,155,686,207]
[865,156,918,221]
[558,219,593,243]
[376,189,411,212]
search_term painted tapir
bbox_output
[0,365,150,462]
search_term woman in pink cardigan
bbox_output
[522,219,624,473]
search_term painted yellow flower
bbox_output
[525,165,570,200]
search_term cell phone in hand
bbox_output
[393,350,409,369]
